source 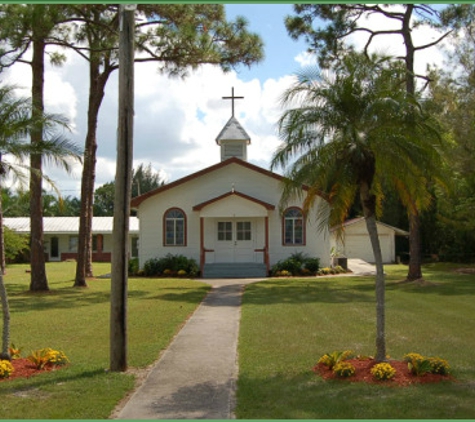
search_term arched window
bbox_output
[283,207,305,246]
[164,208,186,246]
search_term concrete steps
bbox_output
[203,263,267,279]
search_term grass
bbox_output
[0,262,210,419]
[236,263,475,419]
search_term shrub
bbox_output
[404,353,432,376]
[0,360,14,379]
[143,258,162,276]
[318,267,333,275]
[333,265,347,274]
[143,254,199,277]
[276,270,292,277]
[304,257,320,273]
[333,361,355,378]
[8,343,22,359]
[404,353,450,376]
[27,348,69,369]
[428,357,450,375]
[271,252,320,276]
[318,350,353,370]
[128,258,139,276]
[403,352,425,363]
[4,226,29,263]
[371,362,396,380]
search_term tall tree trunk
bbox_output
[111,5,135,372]
[0,188,6,276]
[29,37,49,292]
[0,146,15,361]
[402,4,424,281]
[74,59,108,287]
[407,211,423,280]
[0,191,9,359]
[360,181,386,362]
[0,272,10,360]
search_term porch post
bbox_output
[265,216,270,273]
[200,217,205,275]
[97,234,103,254]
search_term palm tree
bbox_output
[0,83,81,360]
[272,54,444,361]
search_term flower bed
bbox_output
[0,358,64,381]
[314,357,453,386]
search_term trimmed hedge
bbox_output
[142,254,199,277]
[271,252,320,276]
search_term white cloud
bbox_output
[294,51,318,68]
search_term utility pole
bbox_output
[110,3,135,372]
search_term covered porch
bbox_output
[193,190,274,278]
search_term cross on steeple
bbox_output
[222,87,244,117]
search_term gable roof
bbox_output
[331,217,409,236]
[4,216,139,234]
[193,190,275,211]
[215,116,250,144]
[131,157,299,208]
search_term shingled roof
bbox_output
[215,116,250,144]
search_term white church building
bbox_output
[131,88,331,278]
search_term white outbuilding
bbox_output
[331,217,409,264]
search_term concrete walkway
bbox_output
[116,263,376,419]
[116,278,259,420]
[347,258,377,276]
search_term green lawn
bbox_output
[4,262,475,419]
[237,263,475,419]
[1,262,210,419]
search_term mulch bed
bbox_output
[313,358,453,386]
[0,358,62,382]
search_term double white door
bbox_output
[214,219,255,263]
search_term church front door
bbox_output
[214,219,256,263]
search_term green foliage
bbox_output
[333,361,355,378]
[428,357,450,375]
[370,362,396,381]
[3,188,81,217]
[132,162,164,197]
[3,226,29,262]
[95,163,165,216]
[404,353,433,376]
[271,252,320,276]
[317,350,353,370]
[93,182,115,216]
[27,348,69,369]
[408,358,433,376]
[404,353,450,376]
[317,266,347,276]
[8,343,22,359]
[128,257,139,276]
[143,254,199,277]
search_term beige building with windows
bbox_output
[4,216,139,263]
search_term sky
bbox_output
[2,4,451,198]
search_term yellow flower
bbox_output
[371,362,396,380]
[0,360,14,378]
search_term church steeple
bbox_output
[216,87,250,162]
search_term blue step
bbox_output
[203,263,267,279]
